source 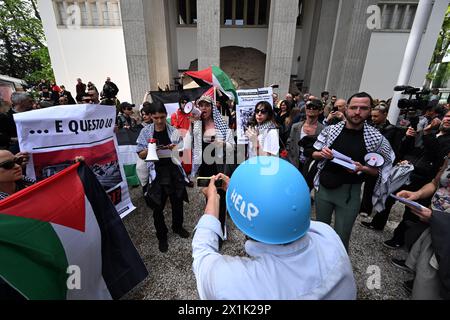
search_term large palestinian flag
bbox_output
[0,162,148,300]
[184,66,238,103]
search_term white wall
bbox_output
[359,1,448,100]
[38,0,131,103]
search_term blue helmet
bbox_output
[226,156,311,245]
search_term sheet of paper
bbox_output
[389,194,426,211]
[331,157,356,171]
[332,149,353,162]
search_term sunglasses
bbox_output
[0,157,23,170]
[306,105,320,110]
[82,99,93,103]
[255,109,268,115]
[125,107,134,111]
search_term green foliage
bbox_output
[432,63,450,89]
[0,0,54,85]
[427,5,450,88]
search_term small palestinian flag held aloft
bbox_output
[0,162,148,300]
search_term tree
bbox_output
[0,0,54,85]
[425,5,450,88]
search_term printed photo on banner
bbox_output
[236,87,273,144]
[13,104,135,218]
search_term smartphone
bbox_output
[196,177,223,188]
[332,106,338,112]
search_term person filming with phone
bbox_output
[192,157,356,300]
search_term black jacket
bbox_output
[0,109,17,150]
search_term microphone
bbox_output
[394,85,414,91]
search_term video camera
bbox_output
[394,85,430,130]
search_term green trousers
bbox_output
[315,183,362,250]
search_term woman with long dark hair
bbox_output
[276,100,294,147]
[246,101,279,158]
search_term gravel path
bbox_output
[122,185,412,300]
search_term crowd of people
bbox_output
[1,78,450,300]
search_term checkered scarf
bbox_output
[191,106,235,177]
[255,120,277,131]
[136,123,189,184]
[313,121,395,210]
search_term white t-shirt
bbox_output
[248,128,280,158]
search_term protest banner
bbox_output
[14,104,135,218]
[236,87,273,144]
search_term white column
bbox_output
[197,0,221,69]
[388,0,434,125]
[264,0,299,96]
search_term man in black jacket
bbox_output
[0,93,34,153]
[59,85,76,105]
[102,77,119,99]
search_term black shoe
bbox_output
[158,240,168,253]
[360,221,382,231]
[173,227,190,238]
[403,279,414,294]
[383,238,403,249]
[391,258,413,273]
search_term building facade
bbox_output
[38,0,448,104]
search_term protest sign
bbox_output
[14,104,135,218]
[236,87,273,144]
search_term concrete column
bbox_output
[305,0,340,95]
[143,0,176,90]
[264,0,299,97]
[120,0,151,104]
[297,0,317,82]
[326,0,377,99]
[197,0,221,69]
[167,0,180,81]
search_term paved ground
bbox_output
[122,185,413,300]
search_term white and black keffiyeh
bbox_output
[136,123,189,185]
[313,121,395,211]
[0,176,35,200]
[191,106,235,177]
[254,120,277,131]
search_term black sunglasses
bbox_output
[125,107,134,111]
[306,105,320,110]
[255,109,268,115]
[0,157,23,170]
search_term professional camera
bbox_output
[394,85,430,129]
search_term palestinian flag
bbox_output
[116,127,142,187]
[185,66,238,103]
[0,162,148,300]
